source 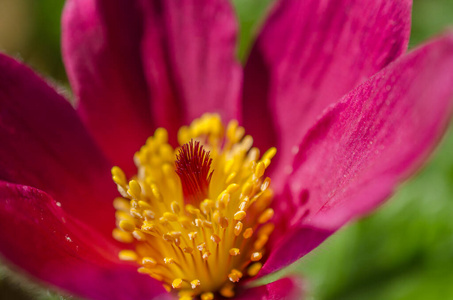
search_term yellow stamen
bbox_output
[111,114,276,298]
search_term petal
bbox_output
[0,53,116,238]
[235,276,304,300]
[62,0,154,174]
[242,0,412,183]
[265,33,453,275]
[139,0,243,139]
[0,182,166,300]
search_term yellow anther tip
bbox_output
[234,222,243,236]
[248,262,263,277]
[141,257,157,267]
[190,279,201,289]
[220,285,235,298]
[118,219,136,232]
[255,161,266,178]
[127,180,142,199]
[210,234,221,244]
[112,228,133,243]
[172,278,183,289]
[234,211,246,221]
[258,208,274,224]
[229,248,240,256]
[163,212,178,222]
[154,127,168,143]
[243,228,253,239]
[118,250,138,261]
[164,257,175,264]
[251,252,263,261]
[201,292,214,300]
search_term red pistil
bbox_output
[176,140,213,205]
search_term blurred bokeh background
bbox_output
[0,0,452,299]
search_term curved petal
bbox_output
[139,0,243,140]
[236,276,304,300]
[0,182,166,300]
[0,53,116,237]
[243,0,412,185]
[62,0,154,174]
[264,33,453,275]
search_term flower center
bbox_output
[111,114,276,299]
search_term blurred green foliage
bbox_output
[0,0,452,299]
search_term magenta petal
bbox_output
[290,33,453,228]
[264,34,453,275]
[0,53,116,238]
[235,276,304,300]
[139,0,242,139]
[261,225,332,277]
[0,182,166,300]
[62,0,154,174]
[243,0,412,184]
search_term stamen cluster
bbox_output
[111,114,276,299]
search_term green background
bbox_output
[0,0,452,299]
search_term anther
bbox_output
[183,247,194,254]
[202,220,213,229]
[119,219,136,232]
[254,162,266,178]
[248,262,263,276]
[118,250,138,261]
[220,284,235,298]
[251,252,263,261]
[112,228,133,243]
[254,235,269,250]
[138,200,152,210]
[113,197,130,211]
[143,210,155,220]
[171,201,181,214]
[188,232,198,240]
[163,212,178,222]
[228,272,240,283]
[127,180,142,199]
[258,208,274,224]
[190,279,201,289]
[111,166,126,185]
[142,257,157,267]
[172,278,183,289]
[234,211,246,221]
[197,243,206,252]
[132,230,147,241]
[234,222,243,236]
[201,292,214,300]
[229,248,240,256]
[164,257,175,265]
[219,217,229,228]
[211,234,221,244]
[202,251,211,260]
[243,228,253,239]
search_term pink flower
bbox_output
[1,0,453,299]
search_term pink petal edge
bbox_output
[0,52,116,238]
[0,181,166,300]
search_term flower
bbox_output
[0,0,453,299]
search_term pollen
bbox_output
[112,113,276,299]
